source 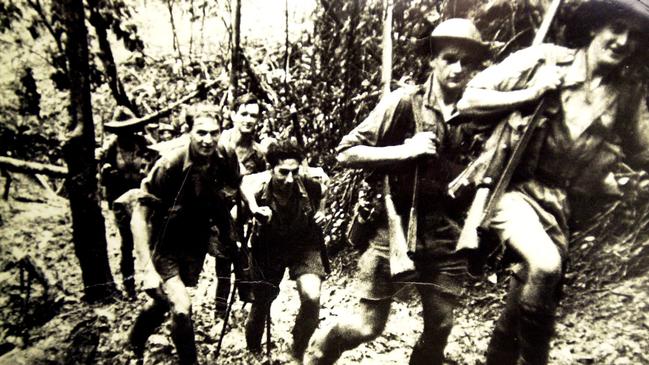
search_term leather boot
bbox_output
[517,304,555,365]
[409,336,447,365]
[170,312,199,365]
[486,276,523,365]
[129,300,169,357]
[245,301,270,352]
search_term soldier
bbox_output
[213,93,267,318]
[305,18,489,365]
[98,106,152,298]
[457,1,649,364]
[128,107,241,365]
[241,139,328,362]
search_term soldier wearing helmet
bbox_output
[304,18,490,365]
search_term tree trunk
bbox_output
[284,0,290,90]
[87,0,139,116]
[381,0,393,97]
[167,0,184,71]
[60,0,116,303]
[229,0,241,102]
[338,0,364,131]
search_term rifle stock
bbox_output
[454,0,562,252]
[384,175,417,280]
[456,186,489,251]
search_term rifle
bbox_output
[385,174,418,280]
[454,0,563,251]
[214,283,237,362]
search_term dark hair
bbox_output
[233,93,258,110]
[185,104,218,130]
[265,139,304,167]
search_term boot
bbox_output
[170,312,199,365]
[486,276,523,365]
[517,304,555,365]
[303,329,344,365]
[129,300,169,357]
[245,301,270,352]
[409,316,453,365]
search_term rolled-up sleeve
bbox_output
[468,44,566,92]
[139,157,168,207]
[336,87,412,152]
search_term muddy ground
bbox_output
[0,173,647,364]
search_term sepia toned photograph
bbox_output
[0,0,648,364]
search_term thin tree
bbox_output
[60,0,117,303]
[167,0,184,70]
[87,0,139,116]
[229,0,241,101]
[284,0,290,89]
[381,0,393,97]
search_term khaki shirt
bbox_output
[243,171,323,249]
[140,140,241,255]
[468,43,649,245]
[337,76,488,257]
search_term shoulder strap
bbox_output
[409,86,426,134]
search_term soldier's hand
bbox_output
[314,211,326,225]
[404,131,437,159]
[531,65,563,98]
[252,206,273,223]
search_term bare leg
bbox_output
[164,276,198,365]
[292,273,322,361]
[490,193,563,365]
[304,298,391,365]
[114,206,136,298]
[129,292,169,357]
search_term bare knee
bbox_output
[169,292,192,317]
[298,274,322,303]
[172,301,192,318]
[349,300,390,341]
[300,288,321,311]
[527,249,562,284]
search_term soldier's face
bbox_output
[271,158,301,193]
[589,19,641,68]
[431,42,482,94]
[232,103,259,135]
[190,117,221,157]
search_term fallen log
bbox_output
[105,78,222,129]
[0,157,68,178]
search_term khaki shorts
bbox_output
[356,226,468,301]
[251,244,326,301]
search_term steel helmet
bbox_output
[430,18,489,53]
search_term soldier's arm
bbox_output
[240,172,272,222]
[131,200,162,291]
[336,88,436,169]
[337,133,437,168]
[458,45,564,115]
[305,168,329,225]
[132,157,170,291]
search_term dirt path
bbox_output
[0,179,647,364]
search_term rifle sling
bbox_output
[480,97,549,228]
